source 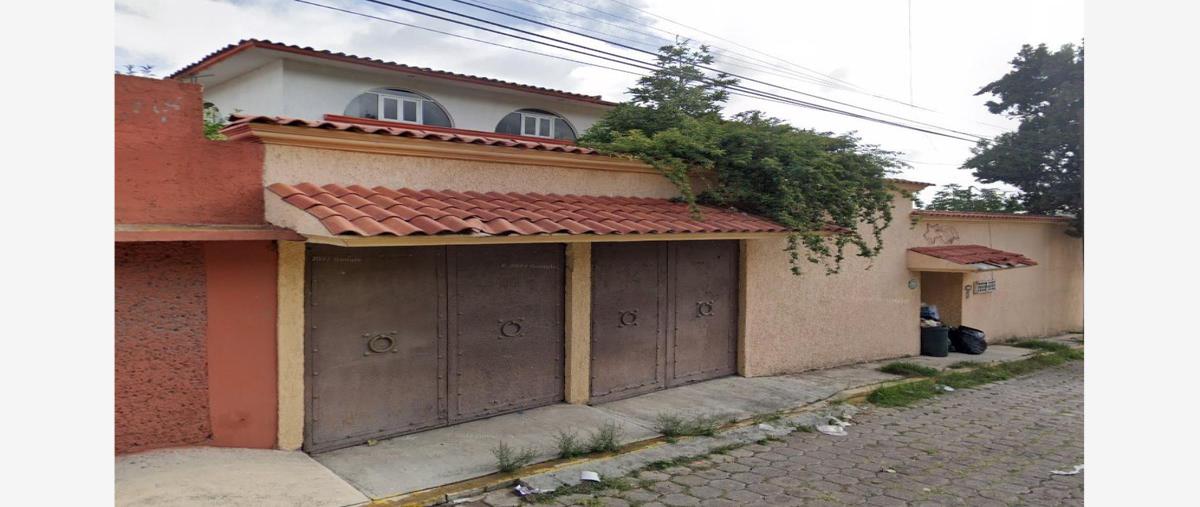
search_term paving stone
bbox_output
[480,489,521,507]
[520,363,1082,507]
[659,493,700,506]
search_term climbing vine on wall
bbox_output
[579,42,905,275]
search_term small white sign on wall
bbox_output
[973,280,997,294]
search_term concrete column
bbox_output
[276,241,306,450]
[737,240,750,377]
[564,242,592,404]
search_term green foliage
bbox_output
[554,430,586,459]
[491,441,536,473]
[587,422,622,453]
[1011,339,1072,353]
[878,362,940,378]
[925,184,1024,213]
[653,413,723,438]
[580,42,903,275]
[867,346,1082,407]
[965,43,1084,235]
[203,102,227,141]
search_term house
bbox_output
[115,40,1082,456]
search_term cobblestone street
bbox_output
[490,361,1083,506]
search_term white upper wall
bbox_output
[203,56,609,135]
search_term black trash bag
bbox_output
[949,326,988,355]
[920,303,941,321]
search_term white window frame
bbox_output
[519,111,556,138]
[377,93,423,124]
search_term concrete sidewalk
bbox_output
[115,335,1080,506]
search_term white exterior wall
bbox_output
[203,57,607,135]
[204,59,285,118]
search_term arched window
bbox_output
[343,88,452,127]
[495,109,577,141]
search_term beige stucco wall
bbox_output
[913,219,1084,341]
[741,193,922,376]
[921,272,964,327]
[263,144,678,197]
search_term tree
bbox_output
[925,184,1024,213]
[964,43,1083,235]
[580,42,903,275]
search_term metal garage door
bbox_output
[590,241,738,403]
[448,244,565,422]
[304,244,564,453]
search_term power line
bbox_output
[439,0,988,140]
[299,0,982,141]
[601,0,927,108]
[295,0,643,76]
[541,0,851,89]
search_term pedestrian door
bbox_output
[589,241,739,403]
[304,244,564,453]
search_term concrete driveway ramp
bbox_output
[116,447,368,507]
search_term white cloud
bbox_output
[115,0,1083,198]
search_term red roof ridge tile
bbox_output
[169,39,615,106]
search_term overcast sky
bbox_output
[115,0,1083,202]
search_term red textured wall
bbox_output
[115,74,265,225]
[206,241,278,448]
[115,242,211,454]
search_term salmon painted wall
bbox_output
[115,74,265,225]
[115,76,280,453]
[115,242,210,454]
[205,241,279,448]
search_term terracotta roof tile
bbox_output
[224,114,602,156]
[169,39,613,106]
[268,183,788,237]
[909,245,1037,268]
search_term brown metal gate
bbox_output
[668,240,739,385]
[305,244,564,453]
[448,244,565,421]
[590,241,738,403]
[305,245,446,452]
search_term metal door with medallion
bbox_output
[305,245,445,453]
[589,240,739,404]
[447,244,565,422]
[668,240,738,386]
[589,242,668,403]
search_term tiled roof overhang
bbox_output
[907,244,1038,272]
[268,183,789,242]
[169,39,615,107]
[223,114,600,155]
[912,209,1071,223]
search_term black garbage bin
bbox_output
[920,326,950,357]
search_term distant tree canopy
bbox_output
[964,43,1083,235]
[924,184,1024,213]
[579,43,903,276]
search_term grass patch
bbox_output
[554,430,586,459]
[879,361,940,377]
[587,421,622,453]
[867,347,1082,408]
[709,443,745,454]
[751,410,786,424]
[946,360,979,369]
[1011,339,1072,353]
[793,423,815,433]
[654,413,722,438]
[491,441,536,473]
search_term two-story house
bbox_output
[115,39,1082,479]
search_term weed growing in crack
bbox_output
[491,441,536,473]
[555,430,586,459]
[588,421,622,453]
[879,362,940,377]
